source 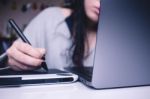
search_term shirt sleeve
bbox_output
[23,8,53,48]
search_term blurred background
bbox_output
[0,0,71,54]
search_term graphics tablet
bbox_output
[0,68,78,87]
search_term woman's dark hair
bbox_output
[64,0,98,67]
[68,0,89,67]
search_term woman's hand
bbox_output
[6,41,46,71]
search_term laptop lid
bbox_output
[91,0,150,89]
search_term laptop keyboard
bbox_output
[66,67,93,81]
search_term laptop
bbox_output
[67,0,150,89]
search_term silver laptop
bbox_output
[68,0,150,89]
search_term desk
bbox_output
[0,82,150,99]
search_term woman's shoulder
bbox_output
[40,7,72,19]
[59,7,72,18]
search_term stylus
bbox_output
[8,19,48,72]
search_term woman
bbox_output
[6,0,100,71]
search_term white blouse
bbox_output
[24,7,95,70]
